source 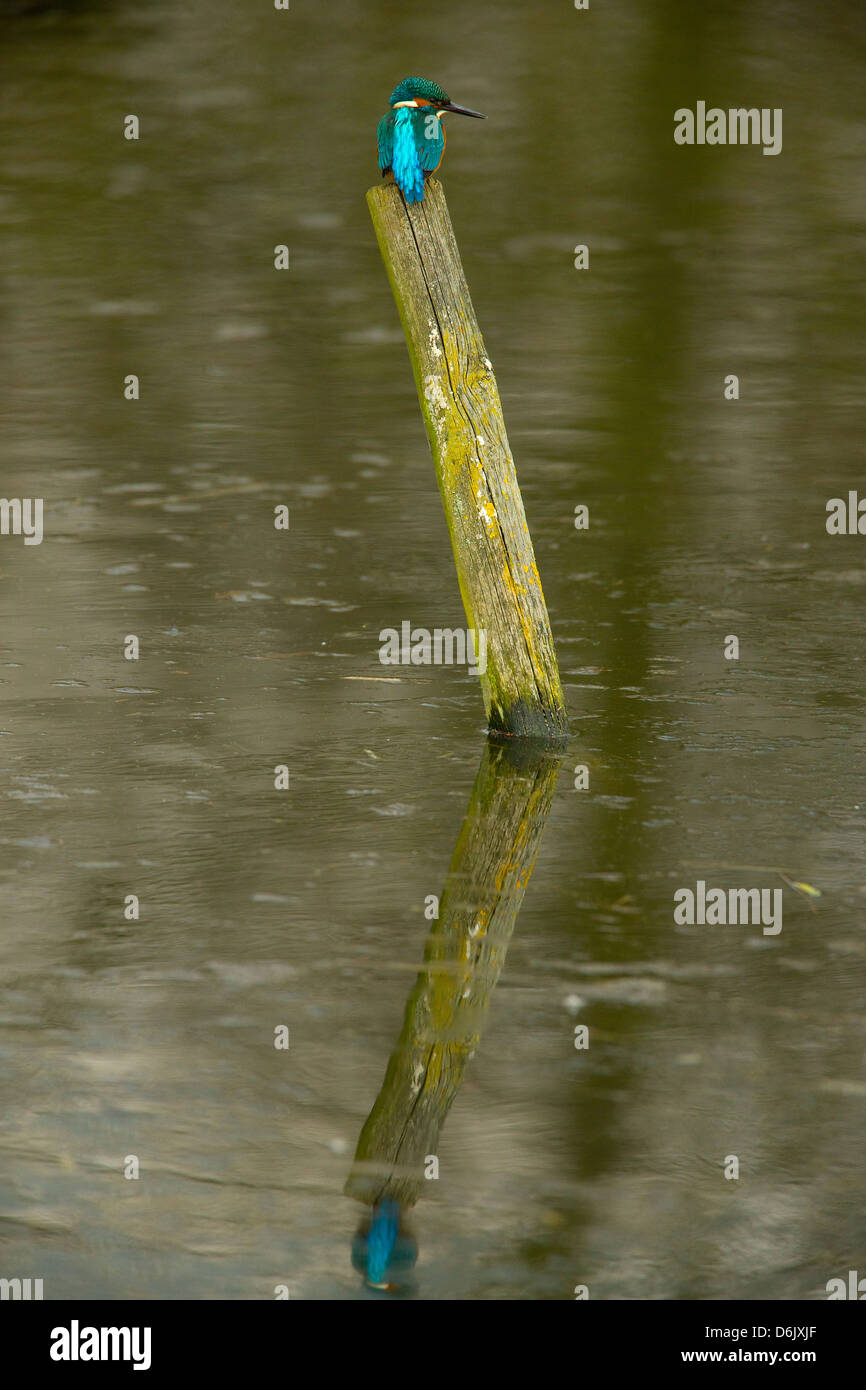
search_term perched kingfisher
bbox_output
[351,1199,418,1292]
[377,77,485,204]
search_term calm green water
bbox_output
[1,0,865,1299]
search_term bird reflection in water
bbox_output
[351,1199,418,1293]
[346,739,564,1294]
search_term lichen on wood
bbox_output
[367,178,568,740]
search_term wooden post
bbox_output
[367,178,568,741]
[344,738,562,1208]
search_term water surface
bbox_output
[1,0,865,1299]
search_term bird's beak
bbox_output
[440,101,486,119]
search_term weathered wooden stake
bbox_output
[367,178,568,741]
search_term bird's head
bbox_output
[388,76,485,120]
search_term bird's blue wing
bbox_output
[412,107,445,171]
[379,107,443,201]
[377,111,396,172]
[391,108,424,201]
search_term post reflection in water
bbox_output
[346,737,565,1292]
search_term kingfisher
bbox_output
[377,76,485,204]
[351,1199,418,1292]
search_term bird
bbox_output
[351,1199,418,1292]
[377,77,485,204]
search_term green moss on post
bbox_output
[367,178,568,741]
